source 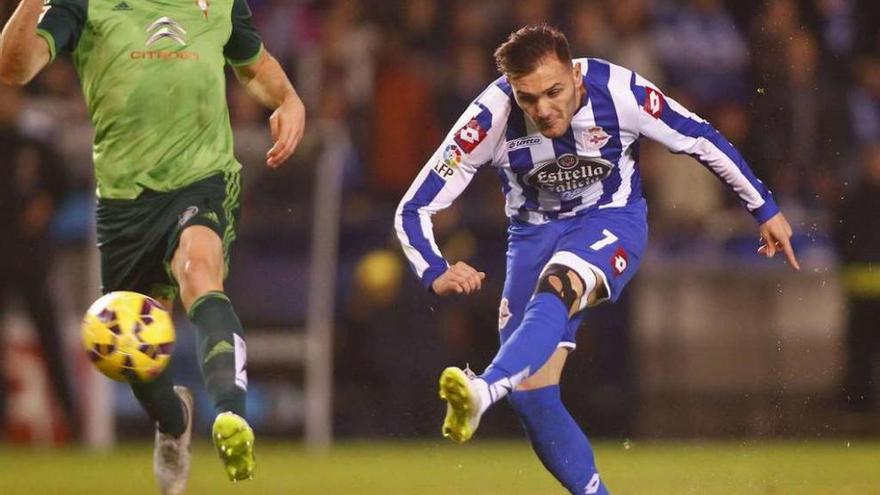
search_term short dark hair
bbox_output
[494,25,572,78]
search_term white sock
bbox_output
[472,366,531,415]
[471,378,493,416]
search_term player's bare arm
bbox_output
[757,211,800,271]
[0,0,52,85]
[232,49,305,168]
[431,261,486,296]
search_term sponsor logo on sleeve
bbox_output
[453,117,488,153]
[643,87,665,118]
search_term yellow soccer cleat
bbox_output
[212,412,256,482]
[438,366,484,443]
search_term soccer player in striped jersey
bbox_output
[0,0,305,492]
[395,25,799,494]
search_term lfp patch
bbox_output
[443,144,462,168]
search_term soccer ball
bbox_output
[81,291,175,383]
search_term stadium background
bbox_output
[1,0,879,493]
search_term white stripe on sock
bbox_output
[481,367,531,413]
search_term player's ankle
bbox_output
[471,377,492,415]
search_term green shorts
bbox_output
[96,171,241,300]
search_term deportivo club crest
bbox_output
[583,126,610,151]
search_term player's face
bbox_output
[509,56,583,138]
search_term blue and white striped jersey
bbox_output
[396,58,779,289]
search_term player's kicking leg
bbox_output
[508,349,610,494]
[173,224,255,481]
[439,263,599,442]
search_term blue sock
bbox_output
[480,293,569,396]
[509,386,610,495]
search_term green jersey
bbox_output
[37,0,263,199]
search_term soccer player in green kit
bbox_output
[0,0,305,492]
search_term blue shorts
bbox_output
[498,199,648,349]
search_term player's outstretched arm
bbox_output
[0,0,52,85]
[431,261,486,296]
[631,75,800,270]
[232,50,305,168]
[757,212,800,271]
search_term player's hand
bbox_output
[431,261,486,296]
[757,212,800,271]
[267,95,305,168]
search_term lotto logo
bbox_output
[507,136,542,150]
[584,473,601,494]
[453,118,487,153]
[611,247,628,276]
[644,87,665,118]
[459,126,479,143]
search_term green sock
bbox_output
[131,368,185,437]
[189,291,247,417]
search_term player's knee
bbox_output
[176,256,220,290]
[536,264,586,315]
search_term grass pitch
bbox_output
[1,439,878,494]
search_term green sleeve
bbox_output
[36,0,87,62]
[224,0,263,66]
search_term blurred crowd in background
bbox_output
[0,0,879,441]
